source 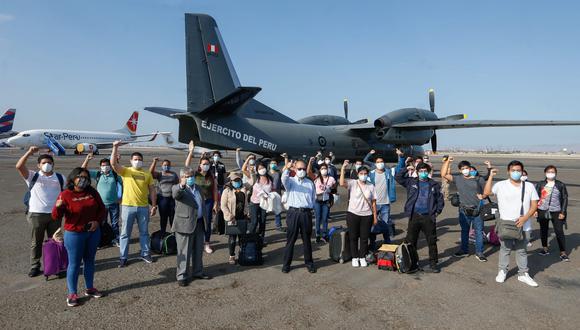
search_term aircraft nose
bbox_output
[6,136,18,146]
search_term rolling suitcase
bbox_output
[42,238,68,281]
[328,226,351,263]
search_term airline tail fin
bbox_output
[0,108,16,133]
[115,111,139,135]
[185,13,258,113]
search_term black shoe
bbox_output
[28,268,41,277]
[281,266,291,274]
[475,254,488,262]
[315,236,322,243]
[423,264,440,273]
[307,266,317,274]
[538,249,550,256]
[118,258,128,268]
[177,280,188,287]
[453,250,469,258]
[560,254,570,262]
[193,274,212,280]
[140,255,154,264]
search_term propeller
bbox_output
[429,89,437,153]
[343,98,349,121]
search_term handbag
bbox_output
[480,198,499,221]
[225,218,248,236]
[449,193,460,207]
[356,182,383,234]
[495,183,525,240]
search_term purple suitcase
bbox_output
[42,239,68,280]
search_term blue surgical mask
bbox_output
[162,165,170,172]
[186,177,195,186]
[469,170,478,177]
[232,181,242,189]
[270,164,278,171]
[418,172,429,180]
[510,171,522,181]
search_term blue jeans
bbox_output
[370,204,392,249]
[275,213,283,228]
[204,199,214,243]
[64,228,100,294]
[105,203,120,240]
[313,201,330,238]
[120,206,150,259]
[459,209,484,254]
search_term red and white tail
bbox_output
[115,111,139,135]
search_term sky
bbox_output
[1,0,579,150]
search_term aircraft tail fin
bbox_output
[115,111,139,135]
[0,108,16,133]
[185,13,255,113]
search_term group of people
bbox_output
[16,141,571,306]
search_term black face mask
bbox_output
[76,177,89,189]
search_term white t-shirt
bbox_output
[492,180,539,232]
[374,172,390,205]
[25,170,63,214]
[347,180,376,217]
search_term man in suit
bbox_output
[172,167,212,287]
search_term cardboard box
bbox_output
[378,244,398,252]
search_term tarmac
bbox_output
[0,148,579,329]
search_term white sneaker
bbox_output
[495,269,507,283]
[359,258,368,267]
[518,273,539,287]
[351,258,359,268]
[204,243,214,254]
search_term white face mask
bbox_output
[131,160,143,169]
[320,169,328,176]
[521,176,528,182]
[358,174,368,182]
[249,159,256,165]
[461,168,470,177]
[296,169,306,178]
[324,159,331,165]
[317,160,324,165]
[213,155,220,162]
[258,168,267,176]
[41,163,53,173]
[201,164,210,172]
[376,162,385,170]
[101,165,111,173]
[546,173,556,180]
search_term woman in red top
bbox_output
[52,167,106,307]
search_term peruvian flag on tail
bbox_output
[207,43,219,55]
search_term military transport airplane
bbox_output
[7,111,171,155]
[145,14,580,161]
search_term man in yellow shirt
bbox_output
[111,141,157,267]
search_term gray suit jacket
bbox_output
[171,184,204,234]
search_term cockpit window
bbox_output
[22,134,30,137]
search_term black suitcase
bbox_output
[328,226,351,263]
[150,230,177,255]
[238,234,263,266]
[215,210,226,235]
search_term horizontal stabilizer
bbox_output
[195,86,261,118]
[144,107,187,118]
[392,120,580,130]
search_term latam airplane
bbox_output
[6,111,170,155]
[0,108,17,139]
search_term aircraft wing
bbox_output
[92,132,172,149]
[143,107,187,118]
[391,120,580,130]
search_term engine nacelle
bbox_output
[75,143,98,155]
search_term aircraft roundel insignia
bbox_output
[318,136,327,147]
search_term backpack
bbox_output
[238,234,263,266]
[23,172,64,214]
[395,242,419,274]
[150,230,177,255]
[377,251,397,271]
